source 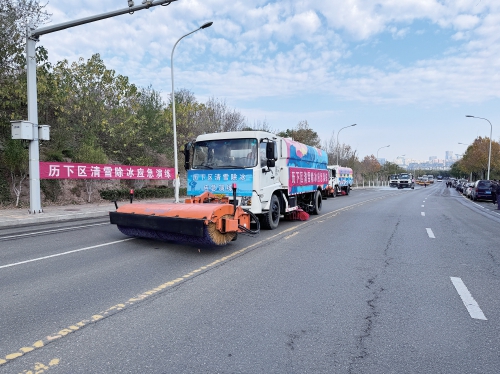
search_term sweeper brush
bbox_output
[110,191,259,246]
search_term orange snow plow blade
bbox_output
[109,191,257,246]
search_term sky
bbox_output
[36,0,500,163]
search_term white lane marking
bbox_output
[450,277,487,320]
[426,228,435,238]
[0,222,108,240]
[471,201,484,208]
[421,212,425,216]
[0,238,135,270]
[421,205,424,207]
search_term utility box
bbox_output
[38,125,50,140]
[11,120,33,140]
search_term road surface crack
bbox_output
[348,219,398,373]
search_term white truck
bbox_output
[325,165,353,197]
[183,131,329,229]
[389,174,399,188]
[397,173,414,189]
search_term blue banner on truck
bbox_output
[187,169,253,196]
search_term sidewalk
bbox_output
[0,198,178,228]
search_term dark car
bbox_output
[470,180,493,201]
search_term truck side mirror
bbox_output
[267,159,276,168]
[266,141,278,160]
[183,142,191,171]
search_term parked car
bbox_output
[456,181,467,193]
[464,183,475,198]
[470,180,493,201]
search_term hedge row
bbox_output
[100,187,187,201]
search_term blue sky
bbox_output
[38,0,500,163]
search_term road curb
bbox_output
[0,210,111,229]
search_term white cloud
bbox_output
[32,0,500,160]
[452,14,480,30]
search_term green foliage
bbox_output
[3,139,28,172]
[100,187,187,201]
[0,167,11,204]
[278,120,321,148]
[40,179,61,202]
[74,136,108,164]
[458,137,500,179]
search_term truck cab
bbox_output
[397,173,414,189]
[389,174,399,188]
[185,131,328,229]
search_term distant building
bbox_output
[395,156,405,166]
[429,156,437,161]
[445,151,454,160]
[377,158,386,165]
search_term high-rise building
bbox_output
[445,151,453,160]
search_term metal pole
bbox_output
[465,115,493,180]
[376,145,390,186]
[336,124,356,166]
[32,1,178,37]
[24,0,179,213]
[171,22,213,203]
[27,28,41,213]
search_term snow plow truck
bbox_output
[110,131,328,245]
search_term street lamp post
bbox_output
[171,21,213,203]
[336,124,357,166]
[466,115,493,180]
[458,142,472,181]
[376,145,390,160]
[376,145,390,186]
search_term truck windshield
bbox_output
[192,138,259,169]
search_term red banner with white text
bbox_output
[39,162,174,180]
[288,167,328,187]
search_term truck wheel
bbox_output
[312,190,322,215]
[262,194,280,229]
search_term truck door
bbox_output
[259,141,280,207]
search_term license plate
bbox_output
[485,191,491,194]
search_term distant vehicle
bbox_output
[464,183,474,198]
[427,175,434,184]
[389,174,399,188]
[397,173,414,189]
[436,175,443,182]
[326,165,353,197]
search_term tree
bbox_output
[359,155,380,182]
[2,139,28,206]
[460,137,500,180]
[202,96,246,133]
[0,0,50,139]
[278,120,321,148]
[380,161,405,182]
[242,119,274,132]
[74,136,108,202]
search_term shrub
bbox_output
[41,179,62,202]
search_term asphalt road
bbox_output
[1,183,499,373]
